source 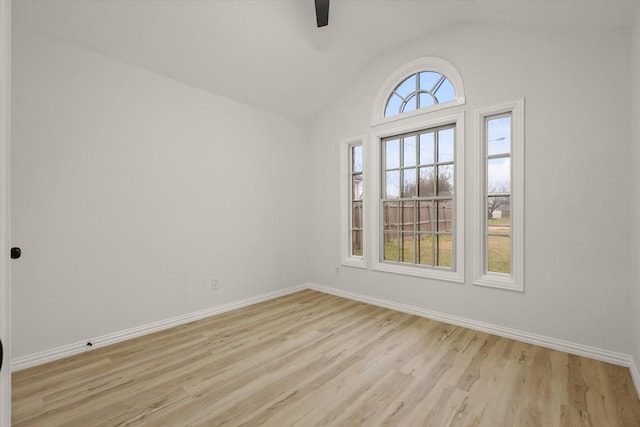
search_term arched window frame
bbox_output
[368,57,466,283]
[372,57,466,126]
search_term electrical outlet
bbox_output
[211,277,219,290]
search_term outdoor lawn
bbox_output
[381,222,511,274]
[488,217,511,274]
[383,234,452,267]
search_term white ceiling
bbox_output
[13,0,640,123]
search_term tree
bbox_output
[400,167,453,197]
[487,183,510,219]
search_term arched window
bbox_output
[384,71,456,117]
[368,57,466,283]
[372,57,465,124]
[342,56,523,290]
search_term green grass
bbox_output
[487,217,510,227]
[488,235,510,274]
[487,218,511,273]
[384,234,452,267]
[382,232,510,274]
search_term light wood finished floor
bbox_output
[12,290,640,426]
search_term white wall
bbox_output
[11,20,639,365]
[11,29,309,359]
[308,23,633,354]
[631,8,640,370]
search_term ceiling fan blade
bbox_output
[315,0,329,27]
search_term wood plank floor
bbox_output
[12,290,640,426]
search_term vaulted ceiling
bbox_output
[13,0,639,123]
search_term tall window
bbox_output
[486,114,512,274]
[381,126,455,268]
[351,144,364,257]
[340,137,366,268]
[474,100,524,291]
[370,57,465,282]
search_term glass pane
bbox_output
[489,224,511,237]
[385,94,402,117]
[437,164,454,196]
[385,139,400,169]
[352,174,363,201]
[419,71,442,91]
[419,167,435,197]
[487,116,511,156]
[434,78,455,103]
[437,128,454,162]
[383,201,399,231]
[384,232,399,261]
[403,136,416,167]
[395,74,416,98]
[436,234,453,268]
[418,93,435,109]
[401,201,415,232]
[385,171,400,198]
[436,200,453,232]
[402,94,417,113]
[487,157,510,193]
[402,168,417,197]
[351,230,363,256]
[401,233,415,263]
[352,145,363,173]
[488,235,511,274]
[487,196,511,228]
[352,201,362,229]
[418,234,434,265]
[419,132,434,164]
[418,201,433,232]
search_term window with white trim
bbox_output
[384,72,456,117]
[474,100,524,291]
[351,144,364,257]
[340,137,366,268]
[372,57,465,126]
[381,125,455,268]
[370,57,465,282]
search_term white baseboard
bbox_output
[305,283,633,368]
[11,284,305,371]
[631,357,640,399]
[12,281,638,388]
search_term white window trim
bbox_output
[371,57,466,127]
[340,136,367,269]
[370,112,465,283]
[473,99,525,291]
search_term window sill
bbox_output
[341,257,367,269]
[473,274,523,292]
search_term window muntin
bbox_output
[351,144,364,257]
[384,72,456,118]
[381,125,456,269]
[485,114,512,274]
